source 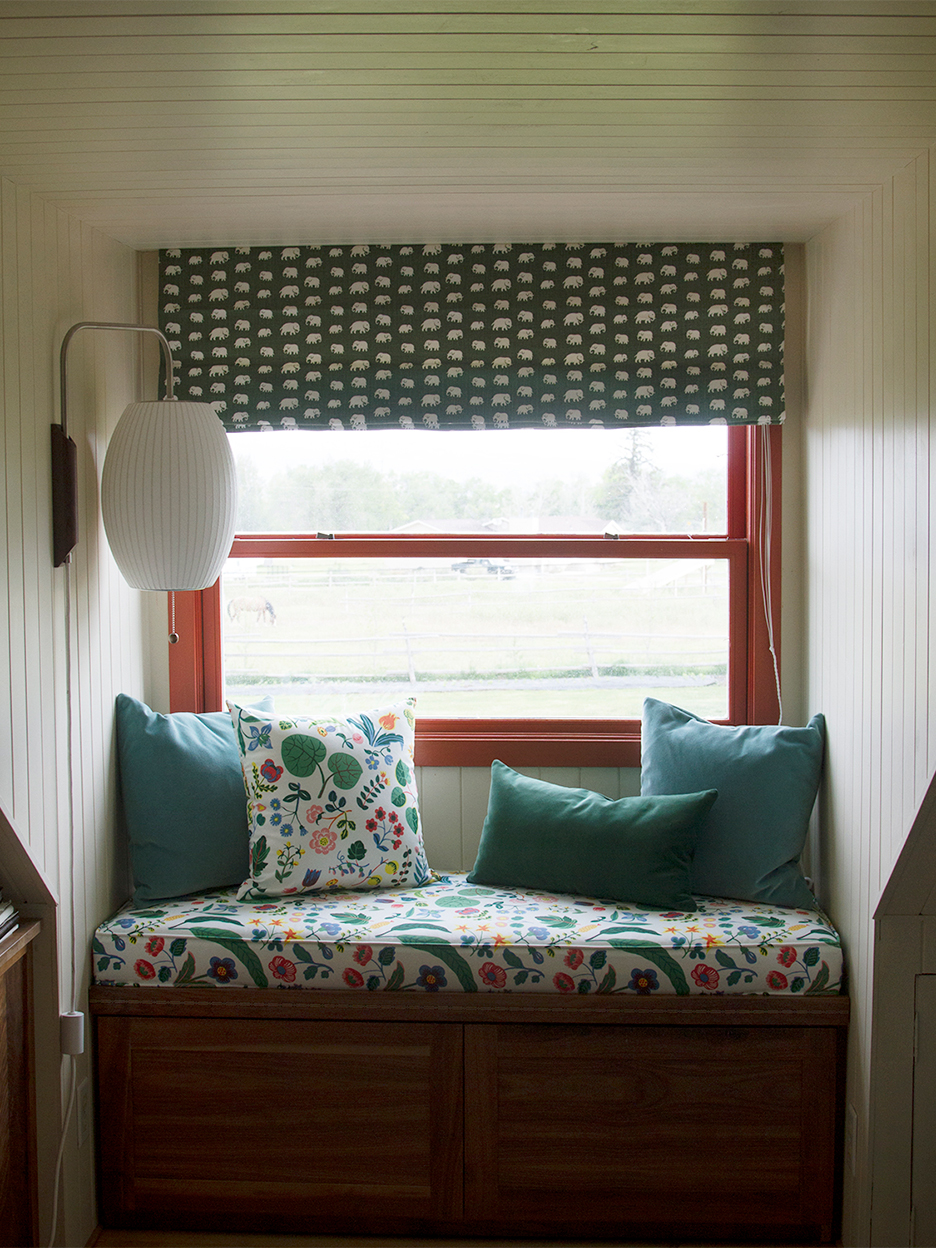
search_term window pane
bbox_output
[222,556,729,720]
[230,425,728,535]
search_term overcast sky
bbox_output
[229,425,727,488]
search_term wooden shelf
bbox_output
[0,919,40,978]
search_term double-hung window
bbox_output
[169,423,781,767]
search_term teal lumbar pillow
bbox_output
[640,698,825,908]
[467,760,717,910]
[116,693,273,903]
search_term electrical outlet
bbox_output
[77,1078,91,1149]
[845,1102,857,1173]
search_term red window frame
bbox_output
[169,425,781,767]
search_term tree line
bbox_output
[233,434,723,535]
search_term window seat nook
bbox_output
[90,872,847,1244]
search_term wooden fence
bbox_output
[224,623,727,687]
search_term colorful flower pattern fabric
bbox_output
[94,873,843,996]
[228,699,433,900]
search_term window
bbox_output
[169,424,781,766]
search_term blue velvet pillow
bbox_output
[640,699,825,908]
[468,761,717,910]
[116,694,273,903]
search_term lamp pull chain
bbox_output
[169,591,179,645]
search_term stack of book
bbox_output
[0,887,19,942]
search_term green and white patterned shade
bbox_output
[159,242,785,432]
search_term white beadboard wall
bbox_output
[804,148,935,1247]
[0,176,149,1248]
[418,764,640,872]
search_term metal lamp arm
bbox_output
[53,321,177,567]
[58,321,176,439]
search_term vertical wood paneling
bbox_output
[0,180,16,821]
[0,178,144,1248]
[16,184,39,850]
[415,765,637,871]
[930,151,936,782]
[36,198,59,902]
[805,150,934,1248]
[2,182,26,826]
[915,154,932,802]
[459,766,493,869]
[858,194,875,942]
[415,766,463,870]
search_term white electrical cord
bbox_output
[758,425,783,724]
[64,566,80,1018]
[48,561,83,1248]
[48,1059,77,1248]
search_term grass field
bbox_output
[222,556,730,720]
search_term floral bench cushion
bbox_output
[93,872,843,995]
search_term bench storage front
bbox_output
[91,873,848,1243]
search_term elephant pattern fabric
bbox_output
[158,242,785,432]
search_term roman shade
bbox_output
[159,242,785,432]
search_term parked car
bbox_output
[450,557,515,579]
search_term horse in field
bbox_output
[227,596,276,625]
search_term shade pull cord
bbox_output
[169,590,179,644]
[759,426,783,723]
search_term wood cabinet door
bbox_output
[97,1015,463,1233]
[464,1023,840,1242]
[912,975,936,1246]
[0,954,36,1246]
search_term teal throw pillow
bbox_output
[116,693,273,903]
[467,760,717,910]
[640,698,825,908]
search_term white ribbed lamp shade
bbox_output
[101,400,237,591]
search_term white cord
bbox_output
[64,565,79,1016]
[758,425,783,723]
[47,1056,77,1248]
[48,561,82,1247]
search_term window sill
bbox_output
[414,719,642,768]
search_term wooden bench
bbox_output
[91,984,848,1243]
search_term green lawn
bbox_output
[222,557,730,720]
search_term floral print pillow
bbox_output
[228,699,432,901]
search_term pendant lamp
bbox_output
[53,322,237,591]
[101,399,236,590]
